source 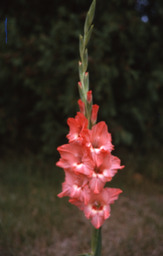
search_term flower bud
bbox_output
[78,99,85,114]
[78,81,82,88]
[91,104,99,125]
[87,90,92,104]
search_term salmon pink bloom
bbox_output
[58,170,90,204]
[67,112,88,142]
[69,187,122,229]
[89,151,124,193]
[56,143,93,176]
[84,121,114,154]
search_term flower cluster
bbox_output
[56,99,124,229]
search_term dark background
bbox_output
[0,0,163,158]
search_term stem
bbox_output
[91,227,102,256]
[78,0,96,126]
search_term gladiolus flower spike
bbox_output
[56,113,124,229]
[56,0,124,255]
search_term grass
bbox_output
[0,151,163,256]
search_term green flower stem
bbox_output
[78,0,96,128]
[91,227,102,256]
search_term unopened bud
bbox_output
[91,104,99,125]
[87,90,92,104]
[78,99,85,114]
[78,81,82,88]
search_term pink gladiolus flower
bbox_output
[56,100,124,229]
[58,170,90,204]
[56,143,93,176]
[89,150,124,193]
[70,188,122,229]
[56,0,125,237]
[84,121,114,154]
[67,112,88,142]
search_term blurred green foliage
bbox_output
[0,0,163,155]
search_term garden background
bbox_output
[0,0,163,255]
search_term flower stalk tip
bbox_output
[78,0,96,111]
